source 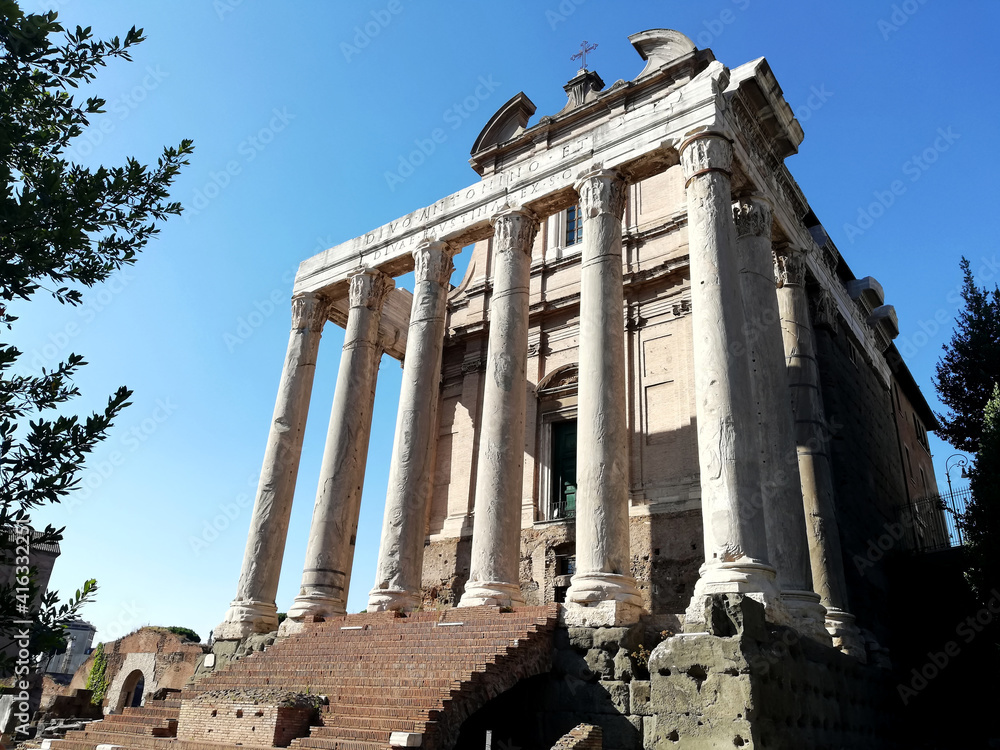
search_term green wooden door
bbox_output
[552,420,577,518]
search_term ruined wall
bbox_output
[812,309,909,643]
[455,596,896,750]
[67,628,203,711]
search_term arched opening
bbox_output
[115,669,146,713]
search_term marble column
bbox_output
[459,207,538,608]
[680,132,780,622]
[565,169,643,626]
[733,196,828,642]
[774,246,864,656]
[215,293,329,640]
[286,269,393,622]
[368,241,457,612]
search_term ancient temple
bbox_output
[56,28,944,750]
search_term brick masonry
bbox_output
[177,701,312,748]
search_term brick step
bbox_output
[102,714,177,729]
[123,706,181,719]
[307,726,393,743]
[320,705,436,721]
[316,715,421,733]
[291,737,389,750]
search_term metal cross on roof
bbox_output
[571,40,598,71]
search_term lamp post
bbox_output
[945,453,970,496]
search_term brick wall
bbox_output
[551,723,603,750]
[177,701,312,748]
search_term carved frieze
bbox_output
[811,288,839,334]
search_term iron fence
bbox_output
[898,486,970,553]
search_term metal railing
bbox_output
[547,499,576,521]
[897,487,970,553]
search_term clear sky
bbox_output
[13,0,999,645]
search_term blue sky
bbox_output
[13,0,999,644]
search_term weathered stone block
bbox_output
[585,649,615,680]
[599,680,629,714]
[629,680,651,716]
[568,627,595,651]
[613,648,635,682]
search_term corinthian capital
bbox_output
[773,246,806,288]
[413,240,457,285]
[348,269,394,311]
[291,292,331,332]
[680,132,733,183]
[491,207,539,258]
[575,169,627,220]
[733,196,774,240]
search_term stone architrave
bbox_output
[733,196,828,643]
[459,208,539,608]
[215,292,329,640]
[680,132,780,622]
[286,270,393,622]
[368,241,458,612]
[774,246,864,657]
[564,168,643,626]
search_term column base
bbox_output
[825,607,867,661]
[566,572,643,608]
[213,600,279,641]
[684,559,783,627]
[781,590,832,646]
[560,600,644,627]
[458,580,525,608]
[286,593,346,622]
[367,587,420,613]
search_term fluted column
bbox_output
[565,169,642,626]
[368,241,458,612]
[286,269,393,622]
[459,207,538,608]
[215,293,329,639]
[774,247,864,656]
[734,197,828,643]
[680,132,780,623]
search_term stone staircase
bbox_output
[50,698,183,750]
[51,605,558,750]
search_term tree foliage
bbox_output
[962,385,1000,602]
[0,0,192,673]
[163,626,200,643]
[934,257,1000,453]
